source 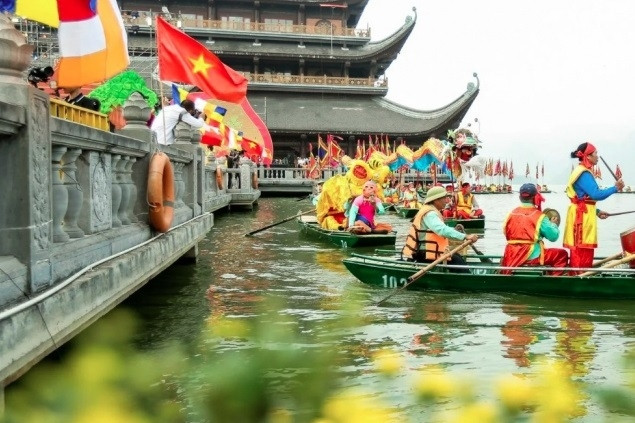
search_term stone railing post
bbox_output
[111,154,122,228]
[239,157,253,192]
[0,15,53,290]
[51,146,69,243]
[61,148,84,238]
[116,92,152,142]
[77,152,112,234]
[216,156,227,191]
[174,121,192,144]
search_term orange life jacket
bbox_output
[402,205,449,261]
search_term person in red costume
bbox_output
[563,142,624,272]
[500,183,568,275]
[454,182,483,219]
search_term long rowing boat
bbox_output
[342,253,635,299]
[394,205,419,218]
[445,217,485,230]
[298,216,397,248]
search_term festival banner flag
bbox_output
[156,17,247,103]
[502,161,508,177]
[494,159,502,176]
[541,162,545,177]
[616,165,623,179]
[536,164,539,180]
[0,0,130,87]
[508,162,514,180]
[355,140,362,160]
[525,163,530,178]
[327,134,343,167]
[317,135,329,167]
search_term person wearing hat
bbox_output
[455,182,483,219]
[564,142,624,272]
[402,186,478,272]
[401,182,419,208]
[500,183,568,275]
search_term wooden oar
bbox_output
[376,239,474,306]
[592,252,623,267]
[579,253,635,277]
[606,210,635,217]
[469,244,494,264]
[244,209,315,236]
[599,156,619,181]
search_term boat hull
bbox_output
[342,254,635,299]
[445,217,485,229]
[395,206,419,218]
[298,219,396,248]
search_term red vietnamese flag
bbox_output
[156,17,247,103]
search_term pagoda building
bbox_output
[118,0,479,162]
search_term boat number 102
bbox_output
[382,275,407,288]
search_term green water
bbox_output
[127,192,635,421]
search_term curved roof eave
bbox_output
[184,8,416,63]
[248,73,480,137]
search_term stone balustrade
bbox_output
[0,14,260,400]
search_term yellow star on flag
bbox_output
[189,54,213,76]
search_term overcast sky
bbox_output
[358,0,635,185]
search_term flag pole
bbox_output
[156,16,168,151]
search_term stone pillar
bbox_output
[239,157,253,192]
[61,148,85,238]
[216,156,227,191]
[51,146,70,242]
[77,151,112,234]
[111,155,122,228]
[174,121,192,144]
[116,156,130,225]
[116,92,152,142]
[0,15,52,290]
[124,157,138,223]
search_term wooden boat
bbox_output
[382,202,396,211]
[342,253,635,299]
[297,216,396,248]
[445,217,485,230]
[394,205,419,218]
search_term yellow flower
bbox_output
[450,402,499,423]
[414,365,457,400]
[496,374,535,411]
[321,389,400,423]
[371,349,403,376]
[268,408,292,423]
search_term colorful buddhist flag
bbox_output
[156,16,247,103]
[1,0,129,87]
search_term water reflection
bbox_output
[124,196,635,420]
[501,304,538,367]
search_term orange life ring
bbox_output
[147,152,174,233]
[216,167,224,190]
[252,172,258,189]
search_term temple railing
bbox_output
[245,72,386,87]
[121,13,371,38]
[49,98,109,131]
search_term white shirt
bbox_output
[151,104,207,145]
